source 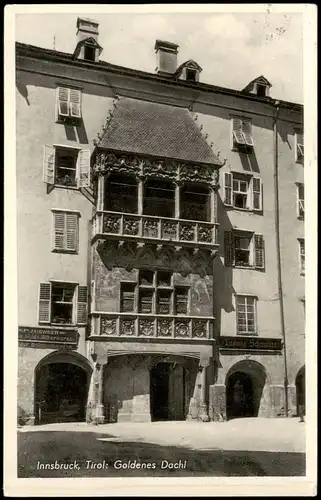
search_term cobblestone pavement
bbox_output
[18,418,306,477]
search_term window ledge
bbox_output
[38,323,77,329]
[52,249,78,254]
[53,184,79,191]
[224,205,262,214]
[234,265,255,270]
[236,332,258,336]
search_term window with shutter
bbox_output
[254,234,265,269]
[44,145,90,189]
[297,183,304,219]
[224,231,234,266]
[43,145,56,185]
[234,234,251,266]
[66,213,78,251]
[57,87,82,121]
[57,87,69,117]
[242,120,254,147]
[252,177,262,211]
[77,149,91,188]
[52,210,79,253]
[232,118,246,145]
[53,212,66,250]
[77,285,88,324]
[69,89,82,118]
[224,172,233,206]
[38,282,51,323]
[231,117,254,151]
[223,171,262,213]
[295,132,304,163]
[298,239,305,275]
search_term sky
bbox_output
[15,8,303,104]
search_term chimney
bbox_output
[77,17,99,43]
[75,17,102,62]
[154,40,179,75]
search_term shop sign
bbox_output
[18,326,78,348]
[219,336,282,351]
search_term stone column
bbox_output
[175,183,180,219]
[97,174,105,211]
[209,384,226,421]
[93,357,107,425]
[198,357,210,422]
[138,178,144,215]
[210,187,217,223]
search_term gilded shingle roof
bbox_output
[98,97,220,165]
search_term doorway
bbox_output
[295,367,305,416]
[150,362,185,421]
[35,362,88,424]
[226,371,255,419]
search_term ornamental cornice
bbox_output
[93,150,220,187]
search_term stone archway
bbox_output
[225,360,267,420]
[34,351,92,425]
[295,366,305,416]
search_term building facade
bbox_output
[16,18,305,425]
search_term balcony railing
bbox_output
[92,211,219,248]
[90,312,213,340]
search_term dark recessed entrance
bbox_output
[226,371,255,420]
[35,362,88,424]
[150,362,185,421]
[296,367,305,416]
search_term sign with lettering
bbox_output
[219,336,282,351]
[18,326,78,347]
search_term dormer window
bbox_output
[242,76,271,98]
[175,59,202,83]
[84,44,96,62]
[186,69,196,82]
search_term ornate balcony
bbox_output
[90,312,214,340]
[92,211,219,250]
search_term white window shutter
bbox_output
[43,145,55,184]
[77,149,91,188]
[254,234,265,269]
[223,172,233,206]
[232,118,245,145]
[242,120,254,147]
[53,212,66,250]
[224,231,234,266]
[38,282,51,323]
[77,285,88,325]
[69,89,82,118]
[57,87,70,117]
[252,177,262,211]
[66,213,78,252]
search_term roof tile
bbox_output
[98,97,220,165]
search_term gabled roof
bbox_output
[97,97,221,165]
[242,75,272,93]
